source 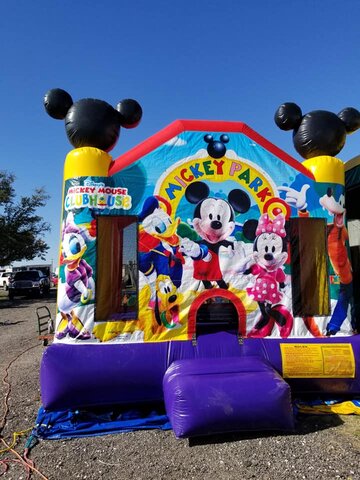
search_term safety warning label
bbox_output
[280,343,355,378]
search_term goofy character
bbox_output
[139,196,184,297]
[320,189,355,335]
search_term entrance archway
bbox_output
[187,289,247,339]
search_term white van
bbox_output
[0,271,12,290]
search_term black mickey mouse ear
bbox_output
[228,189,251,213]
[274,102,302,131]
[44,88,73,120]
[185,181,210,204]
[242,219,258,242]
[338,107,360,133]
[116,99,143,128]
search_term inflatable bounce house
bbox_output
[39,89,360,438]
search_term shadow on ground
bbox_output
[188,413,344,446]
[0,289,57,308]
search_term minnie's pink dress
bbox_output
[246,264,285,304]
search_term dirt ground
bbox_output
[1,290,360,480]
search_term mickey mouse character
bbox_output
[241,213,293,338]
[43,88,142,152]
[180,181,251,289]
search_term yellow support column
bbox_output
[302,155,345,186]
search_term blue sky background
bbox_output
[1,0,360,267]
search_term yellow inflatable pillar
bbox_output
[63,147,112,180]
[302,155,345,186]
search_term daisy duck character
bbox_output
[56,213,95,340]
[241,212,293,338]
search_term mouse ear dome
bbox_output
[274,102,302,131]
[116,99,143,128]
[294,110,346,159]
[338,107,360,133]
[44,88,73,119]
[66,98,121,150]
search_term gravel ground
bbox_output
[1,290,360,480]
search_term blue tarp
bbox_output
[33,398,360,441]
[34,405,171,440]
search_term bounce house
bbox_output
[39,90,360,438]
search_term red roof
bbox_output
[109,119,314,179]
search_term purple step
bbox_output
[163,356,294,438]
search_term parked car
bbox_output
[0,271,12,290]
[8,270,51,299]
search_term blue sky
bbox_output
[1,0,360,266]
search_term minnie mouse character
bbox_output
[180,181,251,289]
[241,213,293,338]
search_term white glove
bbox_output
[179,238,201,258]
[228,240,245,258]
[81,288,92,304]
[74,279,92,303]
[236,254,256,273]
[277,184,310,211]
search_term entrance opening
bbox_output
[196,296,239,335]
[187,289,247,339]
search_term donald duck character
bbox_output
[56,213,95,340]
[139,196,184,298]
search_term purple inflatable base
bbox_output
[40,333,360,411]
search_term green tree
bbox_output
[0,171,50,267]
